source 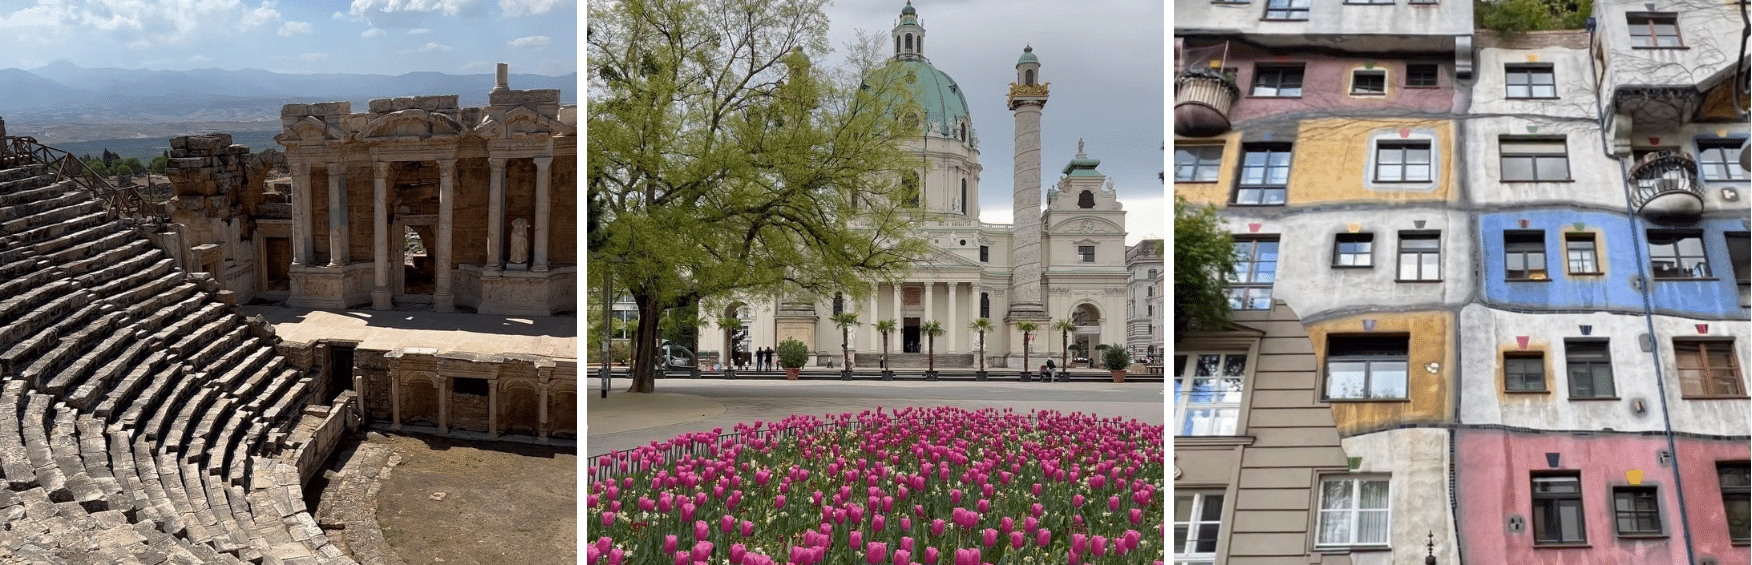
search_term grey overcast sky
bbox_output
[0,0,576,76]
[822,0,1166,245]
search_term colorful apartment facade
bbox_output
[1174,1,1749,564]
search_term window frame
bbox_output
[1324,335,1410,401]
[1397,232,1442,282]
[1405,64,1439,87]
[1374,141,1432,183]
[1315,476,1392,548]
[1175,145,1225,183]
[1351,70,1387,96]
[1234,143,1293,205]
[1173,490,1226,564]
[1345,0,1394,4]
[979,245,989,263]
[1500,137,1572,182]
[1627,13,1683,48]
[1262,0,1310,20]
[1250,65,1305,97]
[1078,245,1096,263]
[1505,64,1557,99]
[1728,232,1750,308]
[1612,486,1664,537]
[1228,237,1279,310]
[1674,340,1745,398]
[1647,230,1711,280]
[1565,340,1616,399]
[1333,233,1374,268]
[1171,353,1248,436]
[1697,139,1748,182]
[1532,473,1587,545]
[1719,462,1750,544]
[1504,352,1547,392]
[1565,233,1601,275]
[1504,230,1549,281]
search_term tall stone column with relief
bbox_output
[1006,46,1050,326]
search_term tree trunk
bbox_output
[1022,334,1030,374]
[881,334,889,369]
[927,336,935,372]
[842,329,851,370]
[627,292,663,393]
[977,333,985,372]
[1061,330,1069,370]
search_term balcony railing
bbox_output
[1174,67,1239,138]
[1629,150,1703,221]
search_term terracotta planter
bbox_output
[785,368,800,380]
[1110,370,1126,383]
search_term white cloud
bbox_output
[498,0,564,17]
[509,35,550,49]
[298,53,329,61]
[189,54,214,63]
[344,0,481,26]
[277,21,311,36]
[418,41,450,52]
[362,27,386,37]
[239,1,281,28]
[407,27,430,34]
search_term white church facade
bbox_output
[696,2,1131,370]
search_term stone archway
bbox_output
[548,386,576,438]
[1070,302,1102,366]
[402,377,438,426]
[500,383,540,436]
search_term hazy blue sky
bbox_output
[821,0,1166,245]
[0,0,577,76]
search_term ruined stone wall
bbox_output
[167,133,261,302]
[287,392,361,484]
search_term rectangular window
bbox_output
[1406,64,1439,87]
[1228,238,1278,310]
[1352,70,1386,95]
[1698,140,1748,181]
[1505,65,1557,98]
[979,245,989,262]
[1326,335,1409,400]
[1263,0,1310,20]
[1173,491,1224,565]
[1648,230,1710,279]
[1172,353,1246,436]
[1334,233,1374,267]
[1505,230,1548,280]
[1235,143,1292,205]
[1627,13,1682,48]
[1532,474,1587,544]
[1316,477,1390,547]
[1505,353,1546,392]
[1079,245,1096,263]
[1613,486,1663,536]
[1251,65,1304,97]
[1375,141,1432,182]
[1501,137,1571,181]
[1720,462,1750,543]
[1566,340,1615,398]
[1346,0,1393,3]
[1175,146,1225,182]
[1728,233,1749,307]
[1398,232,1441,281]
[1675,340,1744,397]
[1566,233,1600,274]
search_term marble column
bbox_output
[866,293,880,354]
[372,162,391,310]
[537,380,550,441]
[326,163,348,266]
[487,378,499,437]
[924,281,935,345]
[486,157,506,272]
[435,159,456,312]
[891,283,902,327]
[389,372,402,430]
[948,282,959,354]
[533,156,552,272]
[291,162,312,266]
[436,375,450,433]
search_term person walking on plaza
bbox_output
[758,346,770,372]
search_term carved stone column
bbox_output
[486,157,506,272]
[948,282,959,353]
[390,369,402,431]
[536,379,550,441]
[292,162,312,266]
[327,163,348,266]
[435,159,456,312]
[372,162,391,310]
[866,292,880,353]
[436,375,450,433]
[533,156,552,272]
[487,377,500,438]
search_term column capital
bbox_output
[488,157,507,170]
[373,161,390,178]
[436,158,457,174]
[532,156,553,169]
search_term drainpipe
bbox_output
[1589,21,1698,564]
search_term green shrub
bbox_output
[776,338,809,369]
[1102,343,1131,371]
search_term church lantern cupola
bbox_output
[894,1,926,62]
[1016,45,1040,86]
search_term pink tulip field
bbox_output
[586,406,1165,565]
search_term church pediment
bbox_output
[274,116,339,145]
[1049,216,1124,235]
[923,247,983,269]
[476,105,574,140]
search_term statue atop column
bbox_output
[508,217,530,270]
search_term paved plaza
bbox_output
[584,379,1165,457]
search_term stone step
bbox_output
[8,210,107,250]
[42,310,131,396]
[23,307,121,391]
[0,189,87,225]
[84,255,173,299]
[105,352,173,426]
[83,343,157,417]
[867,352,977,368]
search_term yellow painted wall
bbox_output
[1172,132,1239,205]
[1287,117,1455,205]
[1306,311,1454,436]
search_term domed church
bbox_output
[697,1,1130,371]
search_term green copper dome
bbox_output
[1017,45,1038,66]
[901,1,916,16]
[899,59,970,136]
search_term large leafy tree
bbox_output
[1174,196,1236,338]
[589,0,929,392]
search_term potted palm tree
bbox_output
[715,315,743,379]
[830,311,859,380]
[1052,318,1076,376]
[776,338,809,380]
[920,320,944,380]
[969,318,992,381]
[1015,321,1040,381]
[1102,342,1131,383]
[875,319,896,380]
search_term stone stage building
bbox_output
[697,2,1134,370]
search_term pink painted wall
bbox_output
[1456,429,1748,564]
[1210,43,1458,125]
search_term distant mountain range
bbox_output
[0,60,576,123]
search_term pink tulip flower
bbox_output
[931,518,946,536]
[601,512,614,528]
[692,542,714,562]
[1010,531,1024,549]
[730,544,747,565]
[874,515,886,532]
[1129,508,1142,524]
[1036,529,1050,547]
[665,535,678,554]
[924,547,939,565]
[694,520,709,541]
[1109,495,1121,511]
[608,549,624,565]
[867,542,887,564]
[981,528,997,547]
[893,549,911,565]
[742,520,754,537]
[1030,503,1043,517]
[1091,536,1107,556]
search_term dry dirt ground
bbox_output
[318,432,576,564]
